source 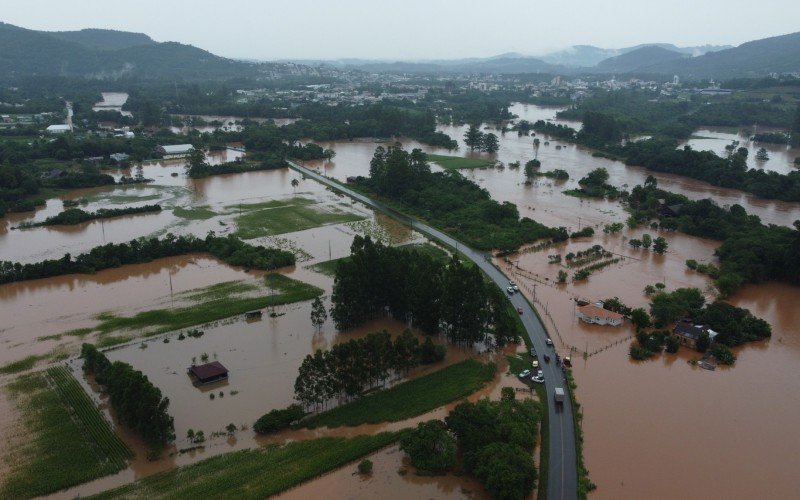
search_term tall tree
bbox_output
[464,124,484,152]
[310,296,327,331]
[481,133,499,153]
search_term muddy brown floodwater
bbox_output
[303,104,800,498]
[3,103,800,499]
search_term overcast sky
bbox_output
[3,0,799,60]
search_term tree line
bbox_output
[294,330,446,410]
[81,344,175,445]
[18,204,161,228]
[0,232,295,284]
[331,236,521,346]
[359,146,558,251]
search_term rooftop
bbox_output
[188,361,228,381]
[577,303,624,320]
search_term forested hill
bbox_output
[594,46,687,73]
[640,31,800,78]
[0,22,257,80]
[47,28,156,51]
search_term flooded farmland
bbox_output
[2,102,800,499]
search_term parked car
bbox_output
[532,375,545,383]
[506,286,515,295]
[519,369,531,378]
[532,360,539,369]
[517,307,524,315]
[545,338,553,346]
[512,284,519,292]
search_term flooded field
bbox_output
[683,127,800,175]
[2,102,799,499]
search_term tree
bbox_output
[557,269,568,283]
[481,133,499,153]
[400,420,456,474]
[579,167,610,187]
[652,236,668,254]
[310,296,327,331]
[291,178,299,192]
[524,159,540,178]
[464,124,484,152]
[472,443,537,500]
[641,233,652,250]
[755,147,769,161]
[629,238,642,249]
[630,308,651,330]
[358,459,373,474]
[532,137,540,158]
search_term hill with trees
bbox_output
[594,46,687,73]
[0,22,258,80]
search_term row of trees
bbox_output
[19,204,161,228]
[81,344,175,445]
[293,330,446,409]
[463,125,499,153]
[0,232,295,284]
[361,146,558,251]
[331,236,521,346]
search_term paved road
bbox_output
[288,160,578,499]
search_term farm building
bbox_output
[188,361,229,385]
[156,144,195,158]
[577,303,624,326]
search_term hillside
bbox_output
[642,31,800,78]
[594,46,688,73]
[48,29,155,50]
[0,22,255,80]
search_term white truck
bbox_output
[554,387,565,407]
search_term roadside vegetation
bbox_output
[87,433,405,500]
[0,366,132,499]
[356,146,558,252]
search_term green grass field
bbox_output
[88,274,321,344]
[0,355,47,375]
[88,432,404,499]
[1,367,133,499]
[427,154,494,170]
[172,206,217,220]
[301,359,496,429]
[233,198,364,239]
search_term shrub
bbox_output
[254,404,305,434]
[358,459,373,474]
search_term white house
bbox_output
[46,124,71,134]
[156,144,195,158]
[577,303,624,326]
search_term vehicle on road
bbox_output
[532,375,545,383]
[507,286,515,295]
[554,387,565,407]
[544,354,551,363]
[517,307,524,315]
[545,338,553,346]
[512,284,519,292]
[519,369,531,378]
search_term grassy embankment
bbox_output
[427,154,494,170]
[84,274,322,347]
[0,366,132,499]
[172,206,218,220]
[300,359,496,429]
[309,242,449,277]
[231,197,365,239]
[88,432,404,500]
